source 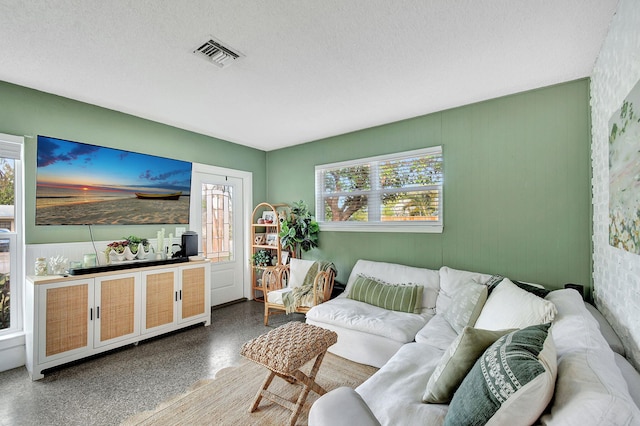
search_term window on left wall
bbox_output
[0,134,23,336]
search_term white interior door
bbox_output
[191,164,250,306]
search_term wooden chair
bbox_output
[262,260,336,326]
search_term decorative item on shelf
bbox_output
[34,257,48,276]
[279,200,320,259]
[265,233,278,246]
[254,233,266,245]
[124,235,150,259]
[281,251,290,265]
[105,240,128,262]
[48,255,68,275]
[262,211,276,224]
[251,249,272,269]
[123,246,136,261]
[83,253,97,268]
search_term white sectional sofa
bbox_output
[307,260,640,426]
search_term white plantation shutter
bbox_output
[315,146,443,233]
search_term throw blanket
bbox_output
[282,261,336,314]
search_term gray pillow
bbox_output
[423,327,512,404]
[445,323,557,426]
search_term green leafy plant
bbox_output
[124,235,149,254]
[251,249,272,268]
[279,200,319,258]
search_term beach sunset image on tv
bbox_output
[36,135,192,225]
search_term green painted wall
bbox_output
[0,81,267,244]
[266,80,592,291]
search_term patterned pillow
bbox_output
[444,323,557,426]
[442,282,488,333]
[347,274,423,314]
[423,327,512,404]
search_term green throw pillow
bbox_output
[444,323,557,426]
[348,274,423,314]
[423,327,512,404]
[442,282,488,333]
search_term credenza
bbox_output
[25,260,210,380]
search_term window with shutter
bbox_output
[315,146,443,233]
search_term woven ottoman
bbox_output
[240,321,338,425]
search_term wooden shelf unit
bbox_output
[251,202,289,301]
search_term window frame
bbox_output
[0,133,24,339]
[315,146,443,233]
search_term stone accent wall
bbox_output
[591,0,640,368]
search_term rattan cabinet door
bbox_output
[178,264,207,323]
[94,273,141,347]
[38,279,93,363]
[141,268,178,334]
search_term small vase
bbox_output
[123,246,136,261]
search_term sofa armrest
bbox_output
[309,387,381,426]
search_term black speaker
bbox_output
[181,231,198,257]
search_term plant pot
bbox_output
[123,246,136,261]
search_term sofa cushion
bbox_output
[474,278,556,330]
[348,274,423,314]
[344,260,440,314]
[437,266,492,315]
[415,314,458,351]
[442,282,488,333]
[306,297,430,343]
[539,290,640,425]
[357,342,449,426]
[445,323,557,426]
[584,302,625,356]
[423,327,512,404]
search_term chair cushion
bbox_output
[289,258,316,288]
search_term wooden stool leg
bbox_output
[288,351,328,425]
[250,370,276,413]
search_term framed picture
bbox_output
[281,251,290,265]
[262,211,276,224]
[266,233,278,246]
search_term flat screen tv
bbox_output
[36,135,192,225]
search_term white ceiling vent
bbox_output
[193,37,243,69]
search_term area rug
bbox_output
[121,353,378,426]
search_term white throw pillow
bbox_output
[442,282,488,334]
[474,278,557,330]
[437,267,492,314]
[289,258,316,288]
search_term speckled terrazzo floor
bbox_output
[0,300,305,426]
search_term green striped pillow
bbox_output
[348,274,423,314]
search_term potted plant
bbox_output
[251,249,272,269]
[279,200,319,259]
[124,235,149,255]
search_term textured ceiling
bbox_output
[0,1,618,151]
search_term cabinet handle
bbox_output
[90,307,93,321]
[179,290,182,300]
[97,306,100,319]
[175,291,178,302]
